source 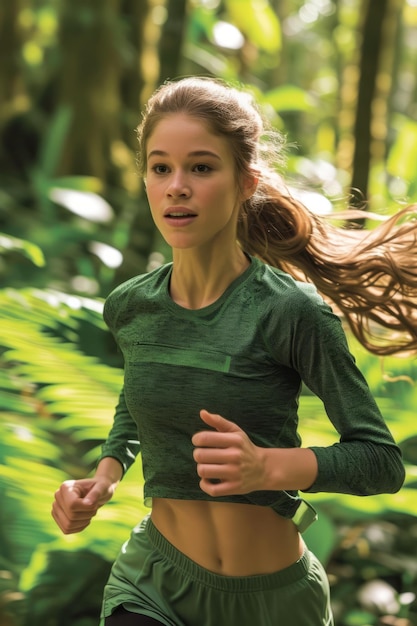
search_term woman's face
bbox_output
[145,113,249,253]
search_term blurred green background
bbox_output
[1,1,417,625]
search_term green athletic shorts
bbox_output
[100,515,333,626]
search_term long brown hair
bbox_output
[137,76,417,356]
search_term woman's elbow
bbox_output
[376,451,405,495]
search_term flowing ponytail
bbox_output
[239,181,417,355]
[138,76,417,356]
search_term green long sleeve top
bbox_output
[99,256,405,520]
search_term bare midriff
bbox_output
[151,497,304,577]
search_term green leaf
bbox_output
[303,508,337,565]
[343,609,377,626]
[48,176,104,194]
[387,115,417,183]
[225,0,281,53]
[186,5,217,42]
[263,85,314,113]
[48,187,114,223]
[19,547,111,625]
[0,391,35,414]
[0,418,59,462]
[0,233,45,267]
[183,42,232,77]
[37,105,72,179]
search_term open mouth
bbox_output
[166,212,197,219]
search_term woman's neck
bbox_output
[169,247,250,310]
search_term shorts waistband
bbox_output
[145,516,311,592]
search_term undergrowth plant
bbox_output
[0,287,146,626]
[0,284,416,625]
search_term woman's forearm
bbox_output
[260,447,319,492]
[94,456,124,485]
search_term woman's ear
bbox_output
[241,169,259,201]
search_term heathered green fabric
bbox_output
[99,256,405,518]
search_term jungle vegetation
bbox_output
[1,1,417,625]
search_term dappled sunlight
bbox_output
[1,1,417,624]
[49,188,114,223]
[212,20,244,50]
[88,241,123,269]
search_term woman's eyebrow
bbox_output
[147,149,221,160]
[188,150,221,160]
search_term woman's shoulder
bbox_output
[253,258,325,310]
[252,259,343,345]
[103,262,172,328]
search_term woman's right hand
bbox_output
[51,475,117,534]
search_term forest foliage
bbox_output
[1,1,417,625]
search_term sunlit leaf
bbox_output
[0,423,59,461]
[225,0,281,53]
[0,391,36,414]
[404,4,417,27]
[264,85,314,113]
[183,42,231,76]
[88,241,123,268]
[0,233,45,267]
[22,41,43,65]
[186,5,217,42]
[387,115,417,183]
[37,7,58,36]
[343,609,377,626]
[49,188,114,223]
[49,176,104,194]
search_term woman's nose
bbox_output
[167,172,190,197]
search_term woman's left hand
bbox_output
[192,409,266,496]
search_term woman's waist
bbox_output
[150,497,303,576]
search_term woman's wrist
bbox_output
[260,447,318,492]
[94,456,124,485]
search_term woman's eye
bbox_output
[151,164,168,174]
[194,164,211,173]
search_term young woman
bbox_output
[52,77,417,626]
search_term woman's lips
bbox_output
[163,209,197,226]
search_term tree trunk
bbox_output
[0,1,23,120]
[0,0,29,177]
[119,0,149,150]
[385,0,406,144]
[350,0,388,206]
[352,0,398,206]
[158,0,188,82]
[57,0,123,181]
